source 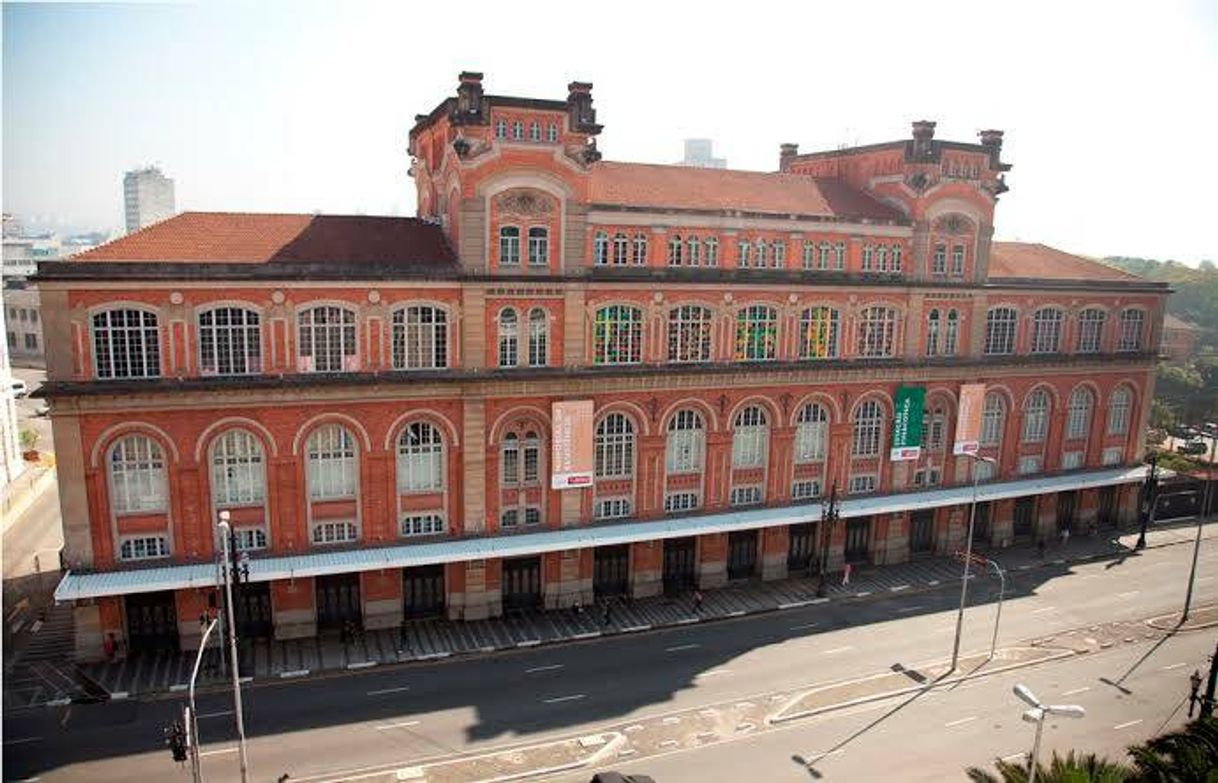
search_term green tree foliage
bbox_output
[1127,716,1218,782]
[966,750,1133,782]
[1104,256,1218,350]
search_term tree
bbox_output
[1126,716,1218,782]
[967,751,1133,782]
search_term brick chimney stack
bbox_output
[978,129,1004,167]
[779,143,799,171]
[454,71,485,123]
[911,120,937,159]
[566,81,602,135]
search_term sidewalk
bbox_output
[55,520,1211,704]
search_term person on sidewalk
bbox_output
[693,590,703,613]
[602,600,612,626]
[1060,527,1071,547]
[1037,538,1046,559]
[842,562,852,586]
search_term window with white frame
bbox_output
[876,245,889,272]
[848,474,877,494]
[498,309,519,367]
[1102,447,1124,466]
[951,245,965,276]
[792,479,821,500]
[312,521,358,545]
[923,405,947,452]
[528,308,548,366]
[613,232,629,265]
[525,507,541,526]
[985,307,1018,355]
[731,406,769,468]
[501,508,519,528]
[397,421,444,492]
[705,237,719,266]
[944,310,959,355]
[891,245,903,272]
[1018,455,1042,475]
[595,413,635,479]
[298,306,356,372]
[1065,387,1093,440]
[913,466,942,487]
[799,306,839,359]
[737,240,751,267]
[755,240,769,268]
[593,231,610,265]
[199,307,261,375]
[529,121,541,142]
[862,244,874,271]
[527,227,549,266]
[499,226,521,265]
[502,431,541,486]
[633,233,648,265]
[834,242,846,270]
[306,424,357,500]
[933,244,947,275]
[93,309,161,379]
[735,305,778,360]
[1061,451,1084,470]
[772,241,786,268]
[1022,389,1050,443]
[981,391,1006,447]
[1031,308,1064,354]
[392,306,448,370]
[819,242,832,270]
[926,309,942,356]
[973,459,997,482]
[1118,309,1145,351]
[119,536,170,561]
[668,305,713,363]
[802,241,816,270]
[1077,308,1106,353]
[233,527,268,552]
[795,402,829,462]
[730,486,763,506]
[496,119,507,139]
[210,429,265,507]
[512,120,523,140]
[595,497,632,520]
[687,235,702,266]
[109,434,167,513]
[667,235,684,266]
[664,491,699,513]
[401,513,445,538]
[547,123,559,142]
[666,409,704,474]
[852,399,884,458]
[857,306,898,358]
[1107,386,1132,435]
[593,305,644,364]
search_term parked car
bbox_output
[1203,422,1218,438]
[1179,439,1208,456]
[34,402,50,417]
[9,379,27,398]
[1172,424,1201,440]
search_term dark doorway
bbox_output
[845,517,871,564]
[125,591,178,654]
[909,510,935,555]
[316,573,362,630]
[971,501,992,549]
[404,565,445,619]
[1013,497,1036,540]
[662,537,697,594]
[727,530,759,580]
[233,581,272,639]
[1097,486,1117,528]
[502,556,542,612]
[788,523,816,573]
[593,545,630,598]
[1057,491,1078,534]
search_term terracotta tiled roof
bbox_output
[588,162,905,221]
[1163,313,1200,331]
[73,212,457,265]
[988,242,1143,282]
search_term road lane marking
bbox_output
[542,694,586,704]
[659,739,679,748]
[945,716,977,727]
[2,736,42,745]
[927,580,940,586]
[374,720,421,731]
[823,646,854,655]
[366,685,410,696]
[526,664,565,673]
[1031,607,1056,614]
[699,669,731,678]
[666,644,700,652]
[1198,576,1214,583]
[1113,719,1143,730]
[896,605,925,614]
[891,584,910,592]
[1062,686,1091,696]
[1162,663,1188,671]
[197,710,234,719]
[1117,591,1140,599]
[789,623,818,630]
[199,747,238,757]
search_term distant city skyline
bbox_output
[3,1,1216,265]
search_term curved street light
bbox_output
[1012,683,1086,783]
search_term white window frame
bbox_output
[664,491,700,514]
[1102,447,1124,466]
[1065,388,1093,440]
[233,527,268,552]
[109,434,167,514]
[848,474,877,495]
[593,305,643,365]
[857,306,898,358]
[799,306,839,359]
[1061,450,1085,470]
[1022,390,1050,444]
[1076,308,1106,353]
[985,307,1018,355]
[981,392,1006,447]
[199,307,261,376]
[311,521,358,545]
[400,513,445,538]
[731,406,769,468]
[594,497,632,520]
[1018,455,1042,475]
[527,227,549,266]
[729,485,763,507]
[735,305,779,361]
[211,429,265,507]
[92,308,161,379]
[499,226,521,266]
[119,535,170,561]
[852,400,883,458]
[1031,308,1064,354]
[527,308,548,367]
[795,402,828,463]
[397,421,444,493]
[306,424,357,500]
[595,413,635,480]
[498,308,519,367]
[1107,387,1132,435]
[1118,309,1145,352]
[791,479,821,500]
[297,305,357,373]
[593,231,609,265]
[666,409,704,474]
[392,305,448,370]
[668,305,713,363]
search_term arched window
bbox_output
[93,309,160,379]
[862,244,875,271]
[498,308,519,367]
[109,434,167,513]
[1108,386,1132,435]
[667,235,684,266]
[593,231,609,266]
[686,235,701,266]
[985,307,1018,355]
[1022,389,1050,443]
[922,405,947,453]
[397,421,444,492]
[944,310,959,356]
[632,232,648,265]
[857,306,898,358]
[199,307,261,375]
[926,309,942,356]
[852,400,883,458]
[799,306,839,359]
[1118,309,1145,351]
[668,305,713,363]
[1032,308,1064,354]
[834,242,846,270]
[705,237,719,266]
[981,392,1006,447]
[732,406,769,468]
[547,123,559,143]
[612,232,629,265]
[595,413,635,479]
[666,409,704,474]
[1066,387,1094,440]
[392,305,447,370]
[951,245,966,276]
[298,306,357,373]
[528,308,548,367]
[499,226,521,265]
[772,241,786,268]
[1077,308,1106,353]
[754,240,769,268]
[502,430,541,486]
[876,245,889,272]
[795,403,829,463]
[933,244,947,275]
[593,305,643,365]
[495,119,507,139]
[737,240,752,268]
[306,424,357,500]
[527,227,549,266]
[735,305,778,360]
[891,245,904,272]
[802,241,816,270]
[211,430,265,507]
[512,120,523,140]
[529,121,541,142]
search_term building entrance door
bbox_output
[404,565,446,619]
[909,510,935,555]
[593,545,630,597]
[788,523,816,574]
[1057,491,1078,534]
[662,537,697,594]
[845,517,871,564]
[971,501,992,549]
[233,582,272,639]
[315,573,362,630]
[502,557,542,612]
[125,591,179,655]
[727,530,759,580]
[1013,497,1036,540]
[1097,486,1117,528]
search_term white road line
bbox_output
[945,716,978,728]
[199,747,238,757]
[789,622,818,630]
[1117,591,1140,599]
[1162,663,1188,671]
[823,646,854,655]
[366,685,410,696]
[891,584,910,592]
[699,669,731,678]
[374,720,421,731]
[665,644,700,652]
[542,694,586,704]
[896,605,925,614]
[1062,686,1091,696]
[526,664,565,673]
[2,736,42,745]
[197,710,234,719]
[855,591,872,597]
[1031,607,1056,614]
[1197,576,1214,583]
[927,580,941,586]
[1113,719,1143,730]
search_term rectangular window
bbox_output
[1102,447,1124,466]
[233,527,268,552]
[118,536,170,561]
[834,242,846,270]
[973,459,997,482]
[524,507,542,526]
[1018,455,1042,475]
[848,475,877,495]
[951,245,965,276]
[400,513,445,537]
[772,242,786,268]
[311,521,358,545]
[933,244,947,275]
[791,479,821,500]
[664,492,699,514]
[499,227,521,266]
[23,333,38,351]
[527,228,549,266]
[802,242,815,270]
[595,497,632,520]
[501,508,519,528]
[729,485,763,507]
[1061,451,1084,470]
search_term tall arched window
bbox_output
[754,240,769,268]
[306,424,357,500]
[593,231,610,266]
[109,434,167,513]
[502,431,541,486]
[199,307,261,375]
[1022,389,1050,443]
[498,308,519,367]
[666,409,704,474]
[799,307,839,359]
[593,305,643,365]
[732,406,769,468]
[705,237,719,266]
[668,305,713,363]
[298,305,356,372]
[499,226,521,266]
[862,244,875,271]
[944,310,960,356]
[1108,386,1132,435]
[667,235,684,266]
[926,309,942,356]
[857,306,898,358]
[735,305,778,360]
[922,404,947,453]
[93,309,160,379]
[985,307,1018,355]
[795,402,829,463]
[1118,309,1145,351]
[737,240,752,268]
[528,308,548,366]
[612,232,629,265]
[980,392,1006,447]
[397,421,444,492]
[852,400,883,458]
[1066,387,1093,440]
[529,121,541,142]
[1077,308,1107,353]
[527,227,549,266]
[595,414,635,479]
[392,305,447,370]
[1032,308,1064,354]
[686,235,702,266]
[211,430,265,507]
[632,233,648,265]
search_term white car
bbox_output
[10,379,28,398]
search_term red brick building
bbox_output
[42,73,1167,660]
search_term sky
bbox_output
[3,0,1217,264]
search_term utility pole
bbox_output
[1183,435,1216,621]
[1136,451,1159,549]
[217,512,251,783]
[1203,637,1218,718]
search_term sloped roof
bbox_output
[1163,313,1200,331]
[988,242,1144,282]
[589,161,905,222]
[72,212,457,265]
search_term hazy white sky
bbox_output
[3,0,1216,264]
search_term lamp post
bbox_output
[1013,683,1086,783]
[187,617,219,783]
[1182,433,1216,622]
[951,454,998,671]
[816,482,840,598]
[987,558,1006,661]
[216,511,251,783]
[1135,451,1160,549]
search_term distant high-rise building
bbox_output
[677,138,726,169]
[123,166,176,233]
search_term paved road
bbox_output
[3,535,1216,782]
[2,477,63,581]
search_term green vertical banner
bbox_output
[890,386,925,461]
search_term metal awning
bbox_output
[54,465,1149,602]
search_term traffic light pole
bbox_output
[217,513,251,783]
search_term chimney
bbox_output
[911,120,936,159]
[567,81,601,134]
[779,143,799,170]
[455,71,485,121]
[978,129,1004,167]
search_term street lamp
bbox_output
[951,454,998,671]
[1182,433,1216,622]
[1135,451,1160,550]
[217,511,251,783]
[1013,683,1086,783]
[816,482,840,598]
[186,617,219,783]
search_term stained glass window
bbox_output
[735,305,778,361]
[594,305,643,364]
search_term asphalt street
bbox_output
[3,533,1216,782]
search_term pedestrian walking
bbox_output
[1060,527,1070,547]
[1037,538,1046,559]
[842,562,852,586]
[693,590,703,613]
[602,600,611,626]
